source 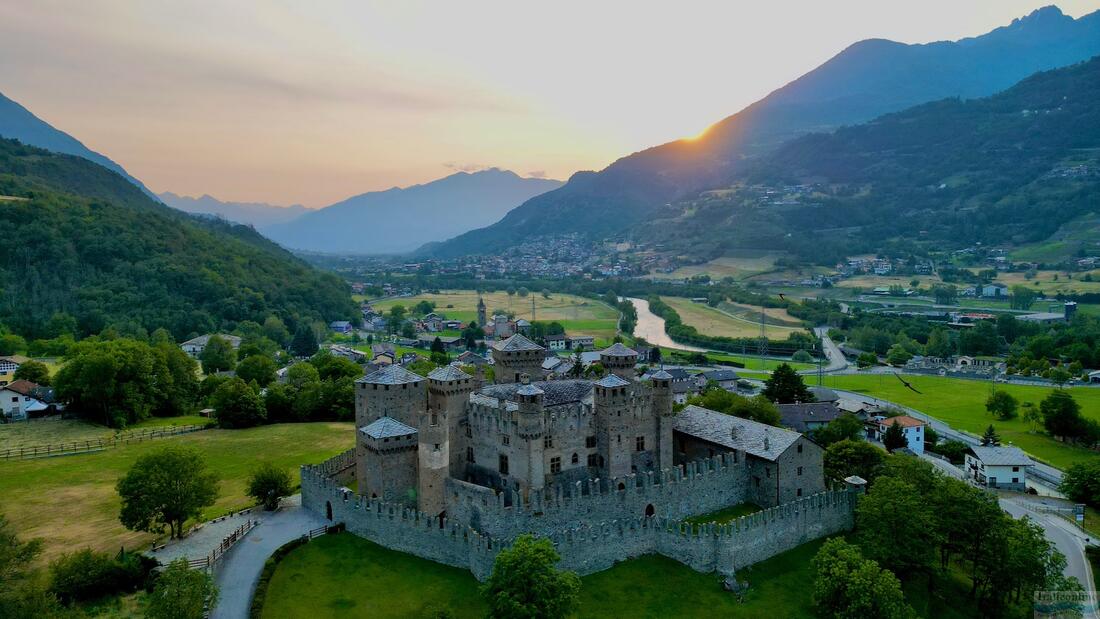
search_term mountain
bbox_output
[426,5,1100,257]
[159,192,310,227]
[0,91,157,199]
[262,168,562,254]
[640,55,1100,264]
[0,137,356,339]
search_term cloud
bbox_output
[443,162,493,173]
[526,170,547,178]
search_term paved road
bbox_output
[150,509,258,566]
[210,495,326,619]
[810,327,848,374]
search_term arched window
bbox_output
[571,453,579,465]
[645,504,655,518]
[617,482,626,491]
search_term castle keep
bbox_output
[304,335,850,579]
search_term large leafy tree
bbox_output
[290,326,318,357]
[811,538,912,619]
[985,391,1018,420]
[823,439,885,484]
[116,446,218,539]
[199,336,236,374]
[0,514,61,618]
[11,360,50,386]
[235,355,278,387]
[481,534,580,619]
[1059,460,1100,508]
[211,378,267,429]
[54,338,198,427]
[762,363,813,404]
[686,387,781,426]
[1041,390,1084,441]
[145,558,217,619]
[247,463,294,511]
[856,477,940,577]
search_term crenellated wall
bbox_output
[302,451,855,582]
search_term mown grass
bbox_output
[823,374,1100,469]
[0,421,352,562]
[660,296,803,340]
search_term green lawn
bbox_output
[822,374,1100,469]
[0,421,352,562]
[659,347,815,372]
[683,503,762,526]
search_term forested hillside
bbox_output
[0,139,356,339]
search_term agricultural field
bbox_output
[833,274,941,291]
[0,415,208,450]
[659,296,805,340]
[373,290,619,339]
[648,251,786,281]
[658,348,816,372]
[982,269,1100,296]
[822,374,1100,469]
[0,421,352,562]
[718,301,803,327]
[261,533,974,618]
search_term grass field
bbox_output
[649,252,786,281]
[261,532,977,618]
[822,374,1100,469]
[718,301,803,327]
[0,421,352,562]
[659,348,816,372]
[373,291,619,339]
[0,415,210,449]
[660,296,804,340]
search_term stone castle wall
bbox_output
[302,451,855,581]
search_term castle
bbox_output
[303,334,850,579]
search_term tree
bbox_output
[290,326,318,357]
[145,558,217,619]
[0,334,26,356]
[1059,460,1100,508]
[1021,402,1042,430]
[985,391,1018,421]
[686,388,781,426]
[885,344,912,366]
[812,414,864,447]
[882,420,907,451]
[932,439,968,465]
[431,337,446,355]
[262,316,291,347]
[1010,285,1037,310]
[309,352,363,381]
[811,538,913,619]
[199,336,236,374]
[824,439,885,484]
[931,284,958,305]
[247,463,293,510]
[856,352,878,369]
[211,378,267,429]
[762,363,813,404]
[792,349,814,364]
[980,424,1000,446]
[12,360,49,386]
[1041,390,1083,441]
[518,287,529,298]
[856,477,939,577]
[925,328,953,358]
[116,447,218,539]
[0,514,61,618]
[481,535,580,619]
[1048,367,1072,387]
[235,355,277,387]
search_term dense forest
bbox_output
[0,139,357,339]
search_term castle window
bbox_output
[766,468,771,478]
[635,436,645,452]
[754,476,761,488]
[431,413,439,426]
[797,443,803,453]
[587,453,600,467]
[499,454,509,475]
[571,453,579,465]
[544,436,553,448]
[797,466,803,476]
[502,434,510,446]
[797,488,802,497]
[550,457,561,474]
[466,447,474,463]
[465,426,472,438]
[586,436,596,448]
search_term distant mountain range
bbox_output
[158,192,310,227]
[261,169,562,254]
[0,91,157,199]
[424,5,1100,258]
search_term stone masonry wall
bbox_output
[302,451,855,582]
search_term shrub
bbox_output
[49,548,153,604]
[248,463,294,510]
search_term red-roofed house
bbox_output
[868,415,927,454]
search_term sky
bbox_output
[0,1,1097,207]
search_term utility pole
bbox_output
[532,297,536,322]
[758,307,768,371]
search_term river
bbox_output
[624,297,708,352]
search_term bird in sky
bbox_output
[893,373,922,394]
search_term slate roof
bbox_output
[594,374,631,388]
[358,364,425,385]
[664,368,691,381]
[492,334,544,352]
[479,380,592,407]
[674,405,803,461]
[427,365,470,382]
[516,383,545,396]
[182,334,241,348]
[809,386,839,402]
[777,402,841,432]
[648,369,673,380]
[600,343,638,357]
[360,416,417,439]
[701,369,739,382]
[970,445,1034,467]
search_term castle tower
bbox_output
[514,375,546,494]
[477,296,487,329]
[355,364,427,428]
[599,343,639,380]
[427,365,476,477]
[355,365,426,507]
[594,373,635,479]
[491,334,545,383]
[649,369,676,471]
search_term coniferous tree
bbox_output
[882,420,907,452]
[762,363,813,404]
[290,326,319,357]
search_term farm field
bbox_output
[648,251,786,281]
[261,533,974,618]
[0,421,352,562]
[659,296,804,340]
[373,290,619,339]
[833,274,941,290]
[822,374,1100,469]
[983,269,1100,296]
[658,348,816,372]
[719,301,803,327]
[0,415,210,449]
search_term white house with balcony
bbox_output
[964,445,1034,492]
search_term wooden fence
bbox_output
[1,424,209,460]
[186,519,257,570]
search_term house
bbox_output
[0,355,29,387]
[329,321,354,334]
[698,369,739,390]
[456,351,489,367]
[362,316,387,332]
[416,334,463,351]
[180,334,242,358]
[980,284,1008,298]
[0,380,54,421]
[836,398,882,420]
[371,343,396,366]
[777,401,842,433]
[328,345,366,363]
[868,415,926,454]
[514,319,532,335]
[567,335,595,350]
[965,446,1034,492]
[673,405,825,506]
[545,333,567,351]
[809,386,839,403]
[1088,370,1100,384]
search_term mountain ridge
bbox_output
[158,191,310,227]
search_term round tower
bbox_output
[600,343,639,380]
[515,375,546,492]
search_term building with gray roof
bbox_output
[965,445,1035,491]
